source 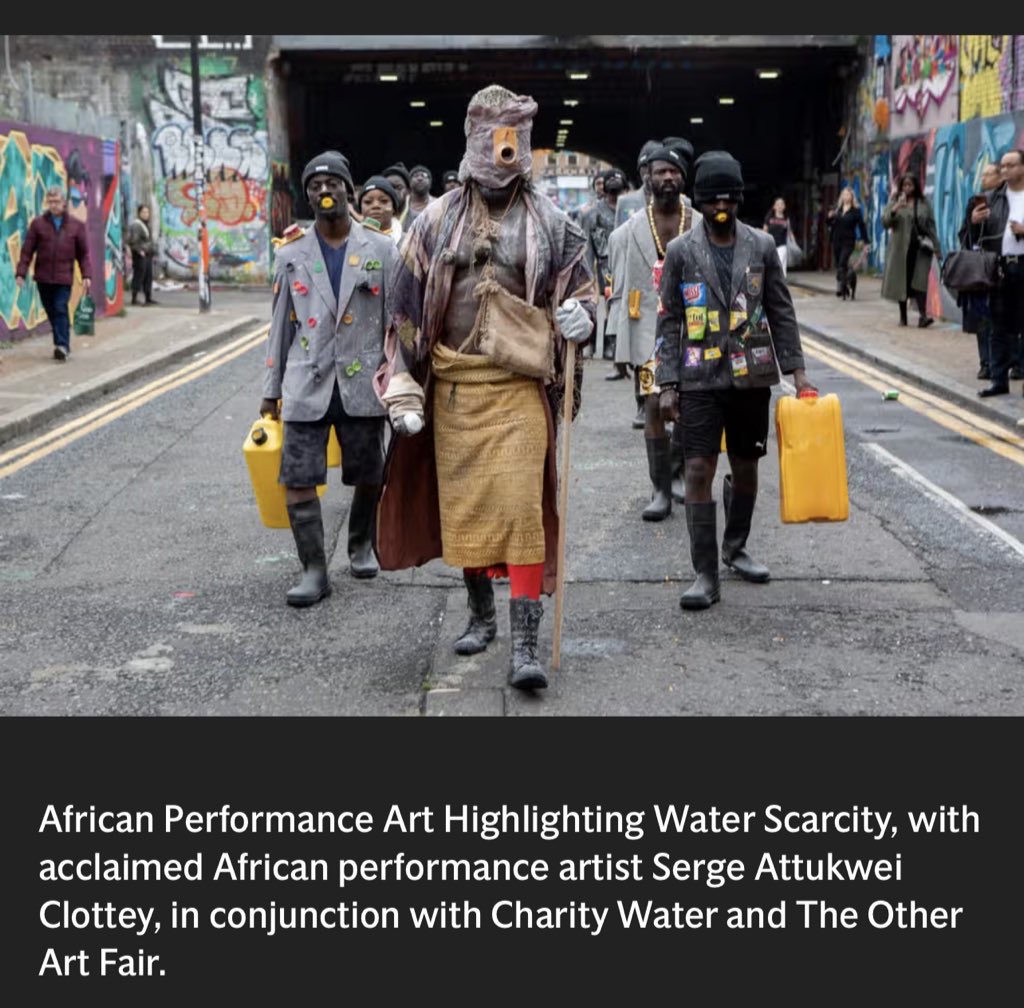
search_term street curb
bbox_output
[789,280,1024,433]
[0,315,264,448]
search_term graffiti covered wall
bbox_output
[0,123,123,341]
[146,58,270,283]
[890,35,959,136]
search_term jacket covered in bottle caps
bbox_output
[654,218,805,392]
[263,223,397,420]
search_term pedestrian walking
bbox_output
[827,186,869,300]
[881,172,940,328]
[127,204,159,306]
[260,150,398,605]
[374,84,596,690]
[606,145,694,520]
[15,184,92,361]
[656,151,816,610]
[762,196,793,278]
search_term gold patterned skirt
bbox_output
[431,343,547,568]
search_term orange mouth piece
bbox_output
[320,196,335,209]
[715,212,729,223]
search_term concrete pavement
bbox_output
[2,271,1023,451]
[0,285,266,448]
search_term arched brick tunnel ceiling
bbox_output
[276,38,861,216]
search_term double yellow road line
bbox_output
[801,333,1024,468]
[0,325,268,482]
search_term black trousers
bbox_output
[988,257,1024,386]
[131,251,153,302]
[834,240,855,293]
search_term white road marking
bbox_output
[862,442,1024,561]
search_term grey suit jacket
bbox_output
[263,223,397,421]
[655,219,804,391]
[607,200,696,366]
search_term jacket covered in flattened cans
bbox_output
[263,223,398,421]
[654,219,805,391]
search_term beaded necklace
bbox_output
[647,196,686,259]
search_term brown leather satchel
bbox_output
[466,261,555,381]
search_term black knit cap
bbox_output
[382,162,411,187]
[359,175,400,213]
[442,169,460,185]
[410,164,432,180]
[643,146,687,179]
[301,150,354,197]
[693,150,744,205]
[636,139,661,169]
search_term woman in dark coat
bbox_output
[827,186,869,300]
[881,172,940,327]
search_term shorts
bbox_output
[678,386,771,459]
[279,382,385,488]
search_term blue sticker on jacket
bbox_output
[681,282,706,307]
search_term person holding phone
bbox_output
[958,163,1001,380]
[881,172,940,328]
[971,149,1024,397]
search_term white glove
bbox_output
[555,298,593,344]
[392,412,424,437]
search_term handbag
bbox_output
[941,248,998,293]
[465,260,555,381]
[72,294,95,335]
[785,231,804,268]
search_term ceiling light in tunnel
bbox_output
[563,99,579,107]
[409,100,426,108]
[568,72,589,80]
[690,117,704,124]
[429,120,443,127]
[757,69,781,80]
[559,119,573,126]
[379,74,399,82]
[718,96,735,105]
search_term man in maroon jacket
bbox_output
[15,185,92,361]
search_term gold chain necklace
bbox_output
[647,197,685,259]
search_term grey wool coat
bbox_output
[880,197,941,302]
[263,223,398,421]
[606,200,695,366]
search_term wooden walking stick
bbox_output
[551,339,576,672]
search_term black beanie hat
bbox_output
[382,162,411,188]
[359,175,400,213]
[410,164,432,180]
[301,150,354,197]
[637,139,661,170]
[693,150,744,205]
[442,169,460,185]
[643,146,687,179]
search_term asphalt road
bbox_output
[2,294,1022,716]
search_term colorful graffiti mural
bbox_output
[959,36,1012,121]
[148,63,270,283]
[891,36,958,133]
[270,161,293,239]
[0,124,123,341]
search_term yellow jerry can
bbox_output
[243,415,326,528]
[775,391,848,523]
[327,426,342,468]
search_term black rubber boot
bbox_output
[508,597,547,690]
[641,436,672,521]
[721,474,771,583]
[680,501,720,610]
[347,483,380,579]
[898,300,908,326]
[670,422,686,504]
[285,498,332,607]
[453,571,497,655]
[848,272,857,300]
